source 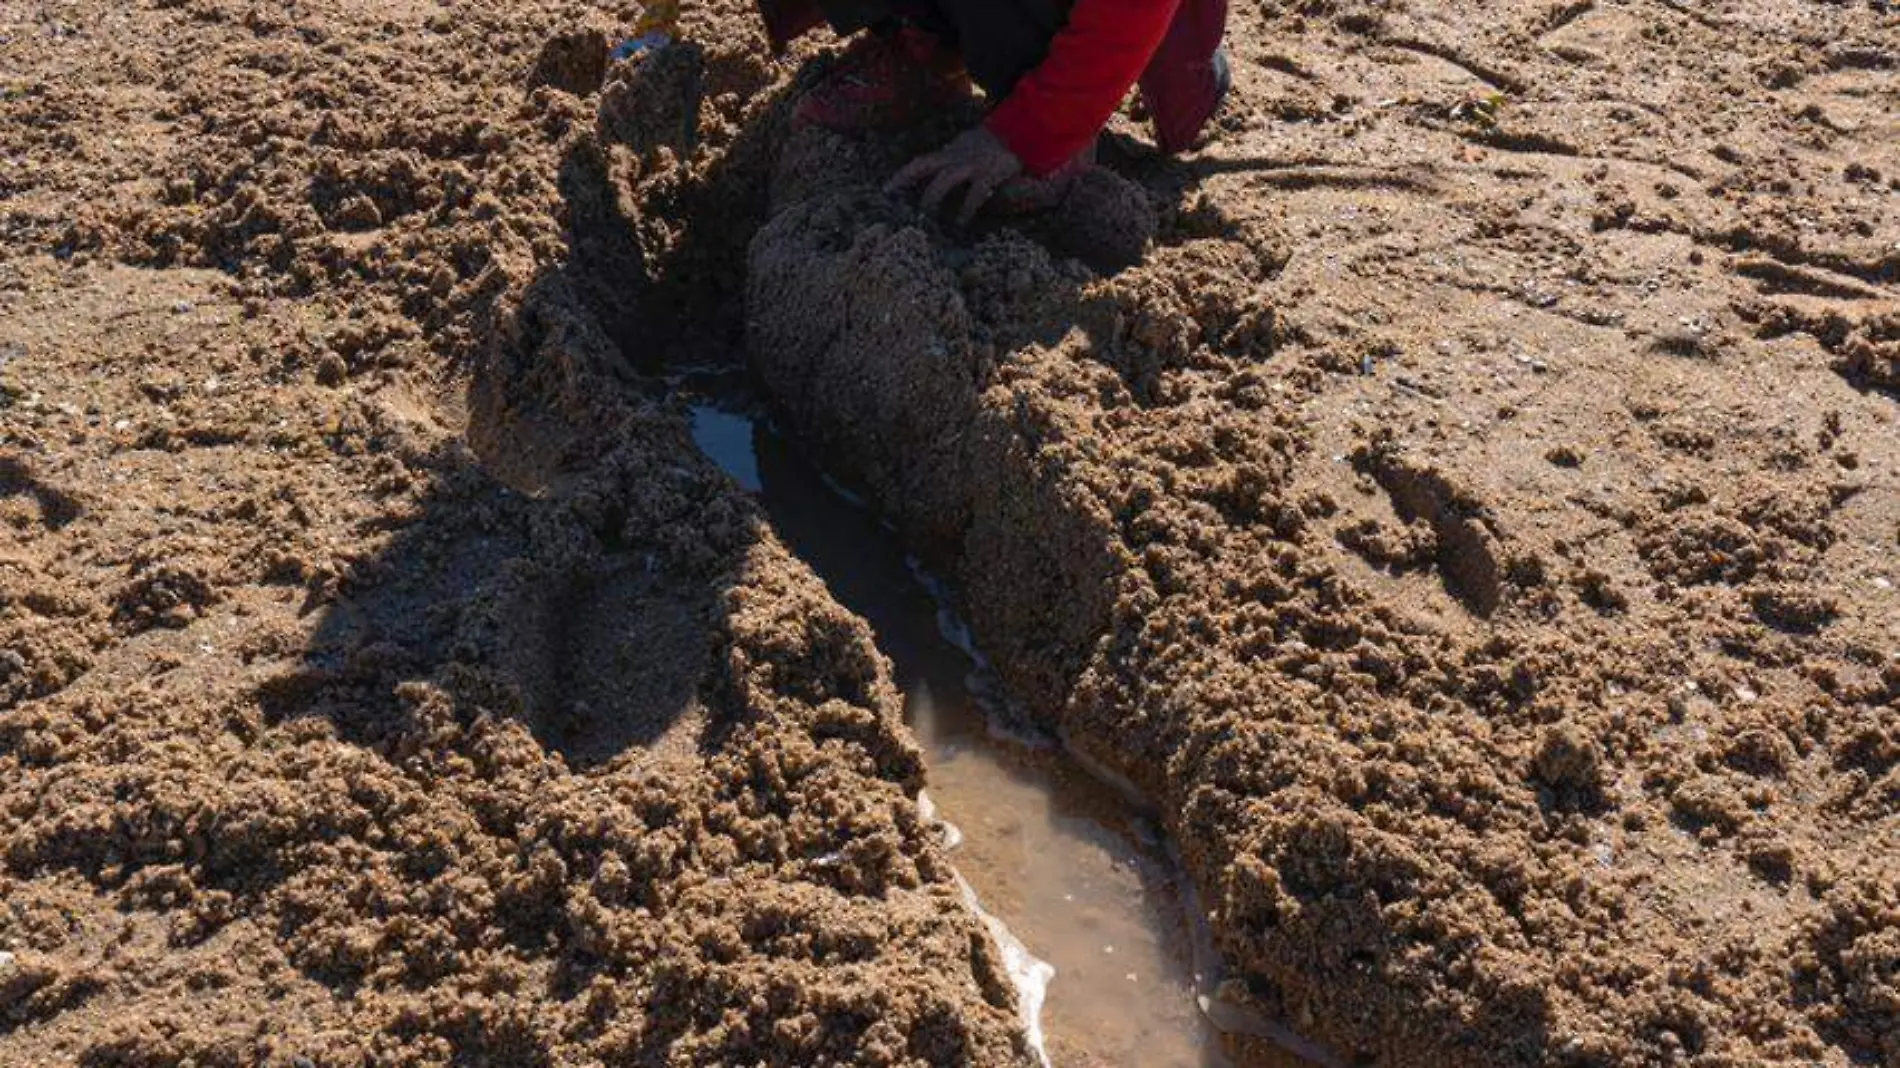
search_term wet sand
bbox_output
[6,0,1895,1063]
[692,394,1316,1068]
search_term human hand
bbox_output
[885,125,1024,224]
[990,155,1092,215]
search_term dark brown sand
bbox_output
[3,0,1896,1065]
[746,2,1899,1065]
[1,1,1033,1063]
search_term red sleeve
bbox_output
[984,0,1183,176]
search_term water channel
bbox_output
[684,380,1323,1068]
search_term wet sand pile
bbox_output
[2,1,1035,1064]
[747,1,1899,1065]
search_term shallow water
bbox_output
[689,392,1318,1068]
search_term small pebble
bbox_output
[0,950,14,969]
[170,300,193,314]
[1875,577,1893,591]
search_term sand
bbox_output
[3,0,1897,1065]
[1,1,1032,1064]
[745,1,1899,1064]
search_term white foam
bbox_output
[983,710,1058,752]
[816,469,871,509]
[918,788,1052,1064]
[956,872,1056,1068]
[1055,728,1155,814]
[915,790,965,851]
[905,556,982,659]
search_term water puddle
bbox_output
[686,383,1321,1068]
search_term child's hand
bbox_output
[886,126,1024,225]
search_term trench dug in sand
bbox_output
[538,40,1327,1062]
[576,18,1900,1064]
[9,0,1896,1063]
[682,377,1325,1068]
